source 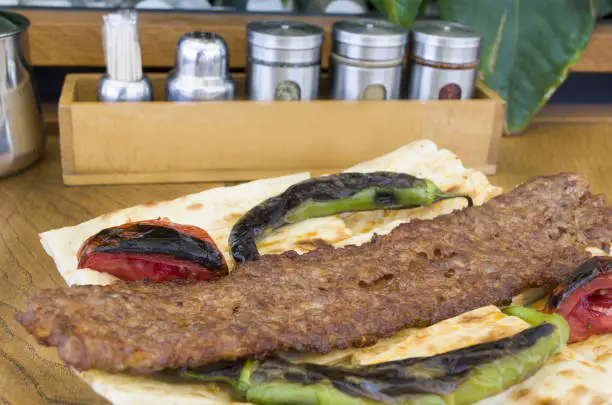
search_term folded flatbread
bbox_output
[36,140,611,405]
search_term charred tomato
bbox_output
[546,256,612,343]
[77,218,228,282]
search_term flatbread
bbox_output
[478,334,612,405]
[37,139,611,405]
[40,173,351,285]
[77,371,239,405]
[340,140,501,236]
[41,139,500,286]
[352,306,530,366]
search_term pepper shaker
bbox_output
[330,19,408,100]
[246,21,324,101]
[407,20,481,100]
[166,32,235,102]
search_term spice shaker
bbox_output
[166,32,235,102]
[246,21,324,101]
[98,10,152,102]
[407,20,481,100]
[330,19,408,101]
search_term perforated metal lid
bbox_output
[413,20,480,46]
[410,20,481,64]
[332,19,408,48]
[332,19,407,61]
[247,20,324,50]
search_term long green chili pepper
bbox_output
[179,307,568,405]
[229,172,473,263]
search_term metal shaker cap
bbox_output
[410,20,481,65]
[0,11,28,38]
[247,20,324,50]
[175,32,230,78]
[332,19,408,62]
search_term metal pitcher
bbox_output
[0,11,43,179]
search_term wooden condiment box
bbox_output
[58,73,505,186]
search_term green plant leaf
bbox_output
[370,0,422,27]
[293,0,309,11]
[599,0,612,16]
[418,0,431,14]
[438,0,598,134]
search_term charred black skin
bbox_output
[546,256,612,311]
[255,324,553,399]
[81,224,226,273]
[183,323,554,401]
[229,172,473,263]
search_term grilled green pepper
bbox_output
[180,307,568,405]
[229,172,473,263]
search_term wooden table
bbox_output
[1,123,611,405]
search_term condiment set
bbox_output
[96,10,482,103]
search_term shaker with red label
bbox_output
[407,20,481,101]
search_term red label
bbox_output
[438,83,462,100]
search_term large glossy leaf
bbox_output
[437,0,598,134]
[371,0,422,27]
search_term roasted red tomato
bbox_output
[77,218,229,282]
[546,256,612,343]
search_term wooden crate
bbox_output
[58,73,505,186]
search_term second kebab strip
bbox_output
[16,174,612,402]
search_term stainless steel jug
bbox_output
[0,11,43,179]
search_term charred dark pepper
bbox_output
[546,256,612,343]
[77,218,228,282]
[179,307,568,405]
[229,172,473,263]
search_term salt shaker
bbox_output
[166,32,235,102]
[246,21,324,101]
[407,20,481,100]
[330,19,408,100]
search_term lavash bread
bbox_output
[40,139,501,286]
[37,140,611,405]
[40,173,351,286]
[351,306,530,366]
[340,140,501,236]
[479,333,612,405]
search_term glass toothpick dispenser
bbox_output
[407,20,481,100]
[246,21,324,101]
[329,19,408,101]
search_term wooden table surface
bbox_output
[1,124,611,405]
